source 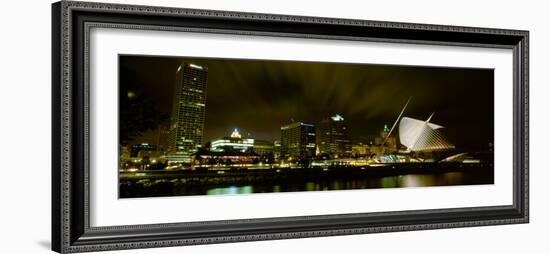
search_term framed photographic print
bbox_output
[52,1,529,253]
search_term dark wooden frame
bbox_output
[52,1,529,253]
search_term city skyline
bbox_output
[118,54,495,198]
[120,55,494,150]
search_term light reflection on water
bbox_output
[207,185,254,195]
[203,172,474,196]
[119,169,492,198]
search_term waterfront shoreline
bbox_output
[119,163,494,198]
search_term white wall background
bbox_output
[0,0,546,253]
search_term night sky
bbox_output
[119,55,494,150]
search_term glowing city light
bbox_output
[189,63,204,70]
[230,128,242,138]
[331,114,344,121]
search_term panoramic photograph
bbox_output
[118,55,494,198]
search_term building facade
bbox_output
[253,139,274,155]
[280,122,316,159]
[130,143,157,158]
[210,129,254,153]
[351,143,370,157]
[373,124,397,154]
[168,63,208,156]
[317,114,352,158]
[273,140,282,159]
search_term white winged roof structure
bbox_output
[399,116,455,152]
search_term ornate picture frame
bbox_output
[52,1,529,253]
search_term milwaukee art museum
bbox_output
[380,97,455,154]
[399,115,455,152]
[362,97,461,164]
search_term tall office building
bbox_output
[280,122,316,159]
[374,124,397,154]
[273,140,282,159]
[317,114,352,158]
[168,63,208,156]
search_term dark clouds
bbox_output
[120,55,494,150]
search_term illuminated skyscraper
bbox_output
[381,124,390,138]
[168,63,208,157]
[280,122,316,159]
[374,124,397,154]
[273,140,282,159]
[317,114,352,158]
